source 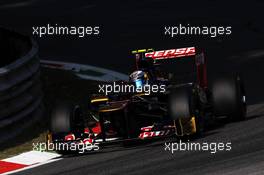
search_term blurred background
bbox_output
[0,0,263,103]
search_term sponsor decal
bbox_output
[139,130,171,139]
[145,47,195,60]
[65,134,75,141]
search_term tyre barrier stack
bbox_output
[0,28,43,144]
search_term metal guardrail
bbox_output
[0,28,43,143]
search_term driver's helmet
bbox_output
[129,70,149,88]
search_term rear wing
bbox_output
[144,47,196,60]
[132,46,207,88]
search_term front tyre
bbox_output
[50,101,84,154]
[50,102,84,134]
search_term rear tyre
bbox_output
[169,87,204,136]
[212,75,246,121]
[169,87,195,120]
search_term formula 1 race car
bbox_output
[48,47,247,153]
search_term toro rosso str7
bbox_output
[48,46,246,154]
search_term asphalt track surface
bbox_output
[1,0,264,174]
